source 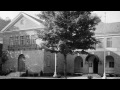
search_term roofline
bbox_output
[0,27,45,34]
[95,33,120,37]
[1,12,23,33]
[0,12,44,33]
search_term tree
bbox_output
[0,17,11,72]
[0,17,11,31]
[37,11,101,78]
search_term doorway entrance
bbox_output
[74,56,83,73]
[86,55,99,74]
[18,54,26,72]
[93,58,98,73]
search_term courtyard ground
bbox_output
[0,72,119,79]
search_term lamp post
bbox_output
[53,53,57,77]
[102,37,106,79]
[102,11,107,79]
[36,38,58,77]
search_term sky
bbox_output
[0,11,120,23]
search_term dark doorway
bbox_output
[93,58,98,73]
[74,56,83,73]
[18,54,26,72]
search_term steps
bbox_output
[6,72,25,77]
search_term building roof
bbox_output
[23,13,45,25]
[95,22,120,35]
[1,12,120,36]
[0,12,45,33]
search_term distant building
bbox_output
[0,12,120,76]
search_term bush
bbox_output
[1,51,9,64]
[0,70,11,76]
[87,76,93,79]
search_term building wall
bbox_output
[112,36,120,49]
[43,52,65,74]
[2,30,120,75]
[42,50,120,76]
[2,49,44,73]
[43,51,55,74]
[66,51,104,75]
[2,29,45,73]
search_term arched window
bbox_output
[106,56,114,68]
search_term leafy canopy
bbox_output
[37,11,101,55]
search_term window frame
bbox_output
[25,35,30,45]
[107,37,112,48]
[20,35,24,46]
[9,36,14,46]
[109,61,114,68]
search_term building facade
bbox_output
[1,12,120,76]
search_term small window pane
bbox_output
[9,37,13,46]
[20,36,24,45]
[109,62,114,68]
[26,35,30,45]
[107,38,112,48]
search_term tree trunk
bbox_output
[64,54,67,79]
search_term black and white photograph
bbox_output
[0,11,120,79]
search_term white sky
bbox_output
[0,11,120,23]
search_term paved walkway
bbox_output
[0,72,103,79]
[67,74,102,79]
[3,72,120,79]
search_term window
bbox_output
[9,36,14,46]
[109,62,114,68]
[15,36,19,46]
[20,36,24,45]
[16,36,20,45]
[96,38,103,48]
[107,38,112,48]
[31,35,36,45]
[12,37,15,46]
[25,35,30,45]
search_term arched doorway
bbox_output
[86,54,99,74]
[74,56,83,73]
[106,56,114,74]
[18,54,26,72]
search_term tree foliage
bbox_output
[37,11,101,78]
[0,17,11,31]
[37,11,101,54]
[1,51,9,64]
